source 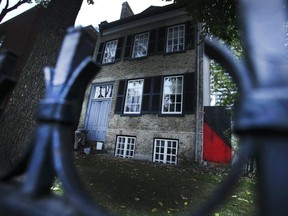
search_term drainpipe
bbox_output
[194,23,201,162]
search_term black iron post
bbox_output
[196,0,288,215]
[0,27,111,216]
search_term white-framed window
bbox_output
[124,79,144,114]
[115,136,136,158]
[166,24,185,53]
[162,75,183,114]
[153,138,178,165]
[102,40,118,64]
[132,32,150,58]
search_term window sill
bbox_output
[163,50,187,56]
[158,113,185,117]
[120,114,142,117]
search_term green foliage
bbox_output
[170,0,243,107]
[174,0,240,45]
[210,61,238,107]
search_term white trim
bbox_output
[124,79,144,114]
[153,138,178,164]
[161,75,183,114]
[115,136,136,158]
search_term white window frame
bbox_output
[153,138,178,165]
[115,136,136,158]
[132,32,150,58]
[102,39,118,64]
[124,79,144,114]
[161,75,183,114]
[166,24,185,53]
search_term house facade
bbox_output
[78,3,205,164]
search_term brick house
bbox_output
[78,2,207,164]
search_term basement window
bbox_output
[153,138,179,165]
[115,135,136,158]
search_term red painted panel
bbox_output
[203,122,231,163]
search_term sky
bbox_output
[1,0,173,27]
[75,0,172,27]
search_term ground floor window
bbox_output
[153,138,179,164]
[115,135,136,158]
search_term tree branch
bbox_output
[0,0,29,23]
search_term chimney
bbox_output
[120,2,134,19]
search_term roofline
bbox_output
[99,3,181,32]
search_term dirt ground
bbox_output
[73,152,256,216]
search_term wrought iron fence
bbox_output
[0,0,287,215]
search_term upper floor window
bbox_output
[132,32,149,58]
[102,40,118,64]
[162,75,183,114]
[166,24,185,53]
[124,79,144,114]
[115,73,195,115]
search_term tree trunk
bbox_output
[0,0,83,169]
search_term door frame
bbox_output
[84,82,114,141]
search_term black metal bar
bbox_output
[0,27,111,215]
[0,0,288,215]
[196,0,288,215]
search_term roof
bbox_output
[99,3,182,32]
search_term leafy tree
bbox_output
[210,61,238,107]
[174,0,239,44]
[169,0,241,107]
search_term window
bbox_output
[115,74,195,115]
[124,79,144,114]
[166,24,185,53]
[93,85,113,99]
[115,136,136,158]
[153,138,178,164]
[162,75,183,114]
[102,40,118,64]
[132,32,149,58]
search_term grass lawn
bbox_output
[55,153,257,216]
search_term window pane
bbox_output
[124,79,144,114]
[132,32,150,58]
[115,136,136,158]
[162,76,183,114]
[153,139,179,164]
[94,85,113,99]
[102,40,118,64]
[166,24,185,53]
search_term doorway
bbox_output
[85,84,113,142]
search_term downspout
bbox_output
[194,23,201,162]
